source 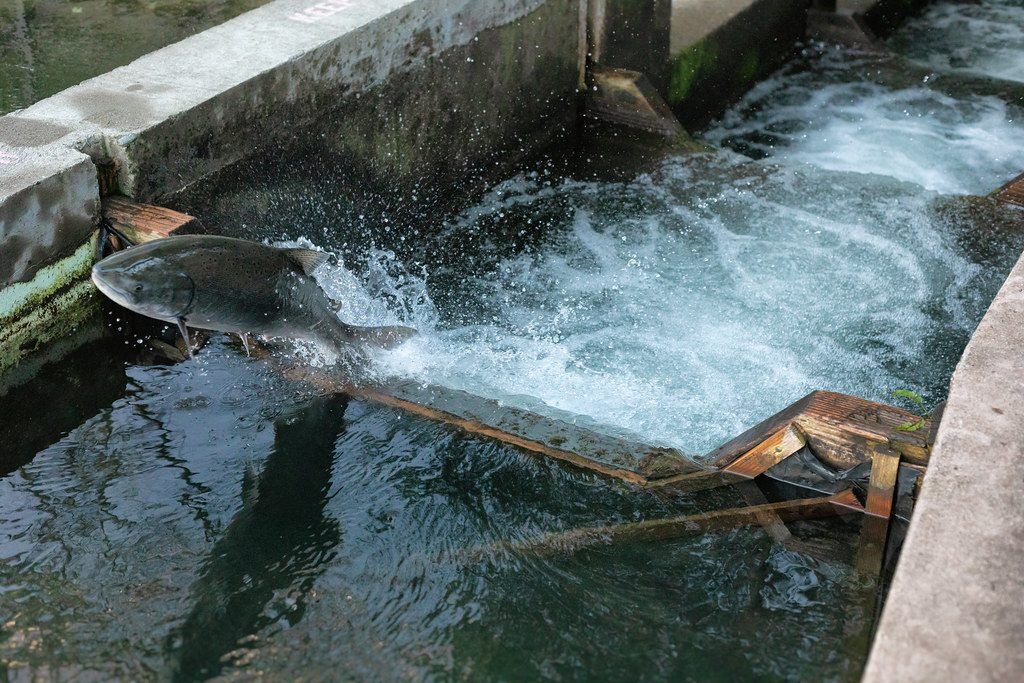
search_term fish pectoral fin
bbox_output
[238,332,252,357]
[177,318,194,359]
[286,248,333,276]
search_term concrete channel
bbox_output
[1,0,1021,679]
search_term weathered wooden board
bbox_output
[708,391,931,471]
[259,354,703,485]
[103,196,203,243]
[995,171,1024,207]
[649,424,805,492]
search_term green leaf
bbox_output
[892,389,925,407]
[896,418,926,432]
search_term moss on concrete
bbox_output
[0,236,100,374]
[668,39,717,104]
[665,0,807,131]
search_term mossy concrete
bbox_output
[0,237,100,374]
[666,0,807,131]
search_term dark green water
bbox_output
[0,0,267,114]
[0,336,873,681]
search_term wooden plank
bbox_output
[864,444,901,519]
[995,170,1024,207]
[854,444,901,577]
[103,195,202,243]
[254,350,702,486]
[737,480,793,544]
[652,425,805,492]
[479,489,864,558]
[705,393,816,467]
[709,391,931,472]
[795,391,931,468]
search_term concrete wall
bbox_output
[864,248,1024,682]
[666,0,809,130]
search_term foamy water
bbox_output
[890,0,1024,84]
[704,45,1024,195]
[294,154,1015,455]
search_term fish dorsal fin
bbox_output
[286,248,332,276]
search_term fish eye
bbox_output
[134,285,144,292]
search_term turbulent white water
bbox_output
[253,19,1024,457]
[890,0,1024,84]
[292,153,1013,455]
[704,45,1024,195]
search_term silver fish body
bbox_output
[91,235,416,352]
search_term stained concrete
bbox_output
[5,0,581,201]
[0,142,98,287]
[864,245,1024,682]
[0,0,582,372]
[667,0,807,130]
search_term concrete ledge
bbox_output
[5,0,580,201]
[864,247,1024,682]
[0,143,98,287]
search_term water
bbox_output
[0,0,268,114]
[889,0,1024,84]
[4,7,1024,681]
[704,44,1024,195]
[0,337,869,681]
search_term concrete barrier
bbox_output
[864,248,1024,682]
[666,0,808,130]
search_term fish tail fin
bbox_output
[332,322,418,350]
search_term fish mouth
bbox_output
[91,266,131,308]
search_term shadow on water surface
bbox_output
[167,393,349,681]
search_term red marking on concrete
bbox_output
[288,0,355,24]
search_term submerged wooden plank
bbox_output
[261,356,702,486]
[480,489,864,558]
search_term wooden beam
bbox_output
[855,444,902,576]
[252,347,703,486]
[709,391,931,471]
[649,424,805,492]
[102,196,203,243]
[995,170,1024,208]
[476,489,864,558]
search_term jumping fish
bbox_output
[91,235,416,357]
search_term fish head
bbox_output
[91,248,195,321]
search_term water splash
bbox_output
[889,0,1024,84]
[704,45,1024,195]
[297,154,1015,455]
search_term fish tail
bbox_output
[332,321,418,350]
